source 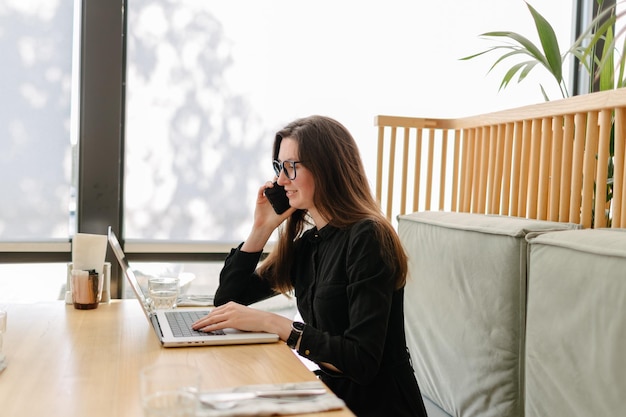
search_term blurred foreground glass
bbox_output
[140,364,201,417]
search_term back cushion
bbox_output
[526,229,626,417]
[398,211,579,417]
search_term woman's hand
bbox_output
[255,181,295,227]
[241,182,296,252]
[191,301,292,340]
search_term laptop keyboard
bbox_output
[165,310,226,337]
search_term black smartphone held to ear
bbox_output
[264,182,291,214]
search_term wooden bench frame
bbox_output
[375,88,626,228]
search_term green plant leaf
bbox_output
[579,17,615,61]
[479,31,549,68]
[487,48,535,70]
[599,26,615,91]
[518,60,539,82]
[539,84,550,101]
[499,60,538,90]
[525,1,562,82]
[572,3,620,89]
[459,50,494,61]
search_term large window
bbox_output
[125,0,271,241]
[125,0,575,242]
[0,0,77,240]
[2,0,578,301]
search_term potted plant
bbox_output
[461,0,626,226]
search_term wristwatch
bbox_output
[286,321,305,349]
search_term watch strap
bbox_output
[286,321,305,349]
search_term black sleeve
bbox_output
[213,244,278,306]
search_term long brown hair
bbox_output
[257,115,407,292]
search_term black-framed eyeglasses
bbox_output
[273,159,304,180]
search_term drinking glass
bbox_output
[148,277,180,310]
[140,364,200,417]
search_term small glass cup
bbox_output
[71,269,103,310]
[140,364,200,417]
[148,277,180,310]
[0,310,7,370]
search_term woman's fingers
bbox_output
[192,302,238,331]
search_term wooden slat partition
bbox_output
[375,88,626,228]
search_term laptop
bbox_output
[107,227,279,347]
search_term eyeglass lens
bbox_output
[273,160,297,180]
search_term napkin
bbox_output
[72,233,108,274]
[176,294,214,307]
[197,381,346,417]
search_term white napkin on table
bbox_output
[197,381,345,417]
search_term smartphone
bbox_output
[264,182,291,214]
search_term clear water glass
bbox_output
[140,364,200,417]
[148,277,180,310]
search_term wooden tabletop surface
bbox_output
[0,300,353,417]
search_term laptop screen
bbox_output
[107,226,151,313]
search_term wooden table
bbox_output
[0,300,353,417]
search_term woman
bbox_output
[193,115,428,417]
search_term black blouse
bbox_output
[214,220,427,417]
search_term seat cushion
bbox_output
[423,394,451,417]
[525,229,626,417]
[398,211,579,417]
